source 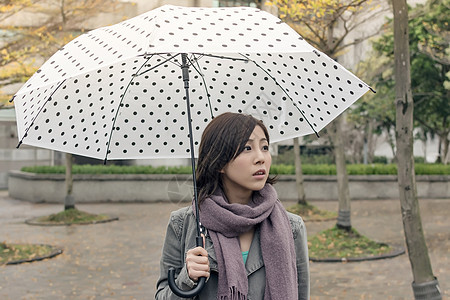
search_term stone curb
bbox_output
[309,245,405,263]
[303,216,337,222]
[4,244,63,265]
[24,215,119,226]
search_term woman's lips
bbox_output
[253,169,266,178]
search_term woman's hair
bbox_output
[196,112,276,205]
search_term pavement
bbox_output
[0,189,448,300]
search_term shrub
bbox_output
[372,156,389,164]
[21,165,192,175]
[414,156,425,163]
[21,163,450,175]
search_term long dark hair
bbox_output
[196,112,276,205]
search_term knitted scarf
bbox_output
[195,184,298,300]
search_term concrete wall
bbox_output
[8,171,449,203]
[0,115,56,189]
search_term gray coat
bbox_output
[156,206,310,300]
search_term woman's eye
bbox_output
[263,145,269,151]
[244,146,252,151]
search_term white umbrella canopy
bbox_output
[13,4,370,161]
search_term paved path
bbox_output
[0,190,448,299]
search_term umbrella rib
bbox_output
[158,53,183,68]
[238,53,320,138]
[192,53,249,63]
[188,54,214,119]
[136,53,181,77]
[16,80,66,148]
[103,56,158,162]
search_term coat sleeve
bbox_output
[289,213,310,300]
[155,209,197,300]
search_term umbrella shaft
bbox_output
[181,53,202,239]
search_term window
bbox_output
[212,0,261,8]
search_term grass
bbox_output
[287,203,337,221]
[0,242,55,265]
[31,208,111,225]
[308,226,392,260]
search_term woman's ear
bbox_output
[219,165,226,174]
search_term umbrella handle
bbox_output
[168,235,206,298]
[168,270,206,298]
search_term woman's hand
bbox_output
[186,237,210,282]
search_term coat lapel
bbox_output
[245,227,264,276]
[205,226,264,276]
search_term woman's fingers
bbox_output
[186,246,210,282]
[187,245,208,257]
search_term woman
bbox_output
[156,112,310,299]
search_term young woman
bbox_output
[156,112,310,300]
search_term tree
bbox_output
[267,0,387,229]
[411,0,449,164]
[0,0,124,98]
[349,53,397,162]
[0,0,40,100]
[293,137,306,204]
[1,0,124,209]
[268,0,387,56]
[65,153,75,210]
[358,0,449,164]
[392,0,442,298]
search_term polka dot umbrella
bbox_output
[13,4,371,161]
[12,5,372,297]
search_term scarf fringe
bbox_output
[219,286,247,300]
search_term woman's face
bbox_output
[221,125,272,198]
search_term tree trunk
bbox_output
[363,135,368,164]
[367,120,375,164]
[436,136,442,163]
[332,114,351,230]
[293,137,307,205]
[387,127,397,162]
[422,139,427,164]
[64,153,75,210]
[324,19,351,230]
[392,1,441,298]
[442,132,449,165]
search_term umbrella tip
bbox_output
[16,140,23,149]
[9,95,15,103]
[369,86,376,93]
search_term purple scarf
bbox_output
[195,184,298,300]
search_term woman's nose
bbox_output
[254,149,265,164]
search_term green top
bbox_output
[242,251,249,265]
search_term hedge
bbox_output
[270,163,447,175]
[20,165,192,175]
[21,163,450,176]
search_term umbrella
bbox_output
[12,5,372,297]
